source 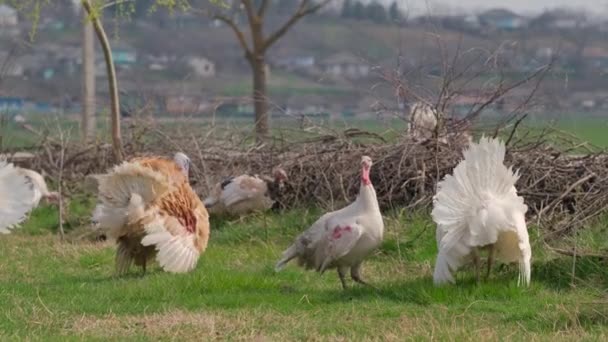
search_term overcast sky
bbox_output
[342,0,608,18]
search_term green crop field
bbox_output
[3,113,608,150]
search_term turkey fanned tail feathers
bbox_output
[0,160,35,233]
[432,137,531,286]
[94,159,209,274]
[94,162,172,240]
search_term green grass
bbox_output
[526,116,608,148]
[1,199,607,340]
[220,71,356,98]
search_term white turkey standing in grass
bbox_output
[432,137,531,286]
[275,156,384,290]
[203,168,288,216]
[92,152,209,275]
[0,160,36,233]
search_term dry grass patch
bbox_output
[68,310,296,341]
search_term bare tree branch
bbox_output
[100,0,136,10]
[241,0,258,24]
[257,0,270,17]
[263,0,330,51]
[192,0,331,138]
[212,13,253,57]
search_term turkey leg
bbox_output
[351,263,378,290]
[472,248,481,284]
[337,267,348,290]
[486,244,495,280]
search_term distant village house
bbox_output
[112,44,137,65]
[273,55,316,72]
[0,4,17,26]
[530,10,586,30]
[0,4,19,36]
[187,56,216,78]
[320,52,370,79]
[478,9,527,31]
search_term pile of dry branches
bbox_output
[4,123,607,238]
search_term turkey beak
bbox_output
[361,158,372,171]
[45,192,60,205]
[274,169,287,184]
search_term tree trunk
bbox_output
[81,9,96,143]
[82,0,123,161]
[251,55,269,139]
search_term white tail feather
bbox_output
[0,160,35,233]
[275,245,297,272]
[141,218,200,273]
[94,162,172,240]
[433,252,455,285]
[432,137,531,286]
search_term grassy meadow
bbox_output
[0,115,607,340]
[0,197,607,340]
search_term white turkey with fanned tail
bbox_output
[0,160,35,233]
[432,136,531,286]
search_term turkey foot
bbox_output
[351,264,378,290]
[338,267,348,290]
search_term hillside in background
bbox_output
[2,1,608,118]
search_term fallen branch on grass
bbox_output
[550,247,608,260]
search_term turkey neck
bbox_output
[358,165,379,210]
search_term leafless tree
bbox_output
[195,0,331,140]
[81,0,123,161]
[81,5,96,144]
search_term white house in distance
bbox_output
[0,4,18,36]
[187,56,216,78]
[320,52,370,79]
[0,4,17,26]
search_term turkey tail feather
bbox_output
[432,137,530,285]
[94,162,173,240]
[0,160,35,233]
[275,245,297,272]
[432,136,522,234]
[115,239,133,276]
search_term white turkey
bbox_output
[432,136,531,286]
[0,160,35,233]
[203,168,288,216]
[16,168,60,208]
[92,153,209,275]
[275,156,384,290]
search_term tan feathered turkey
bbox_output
[203,168,288,216]
[275,156,384,290]
[408,102,442,141]
[90,152,191,232]
[432,137,531,286]
[408,102,472,146]
[92,152,210,275]
[0,160,36,233]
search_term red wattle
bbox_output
[361,167,371,186]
